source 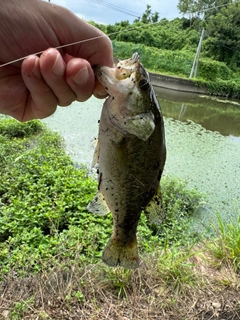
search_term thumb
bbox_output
[43,2,114,68]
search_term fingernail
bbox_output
[32,58,41,78]
[95,92,108,99]
[97,91,108,98]
[52,53,65,76]
[73,67,88,85]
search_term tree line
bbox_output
[90,1,240,71]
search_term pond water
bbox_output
[155,87,240,140]
[42,87,240,231]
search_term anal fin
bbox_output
[87,192,110,216]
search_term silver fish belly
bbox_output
[87,53,166,269]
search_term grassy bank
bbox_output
[0,119,239,319]
[112,41,240,99]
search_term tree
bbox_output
[204,2,240,68]
[178,0,198,19]
[177,0,233,20]
[203,0,233,19]
[134,4,160,24]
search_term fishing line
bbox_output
[0,35,105,68]
[1,0,240,69]
[0,22,160,68]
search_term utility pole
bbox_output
[189,28,205,78]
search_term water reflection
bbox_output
[155,87,240,138]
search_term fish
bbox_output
[87,53,166,269]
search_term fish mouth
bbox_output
[117,52,139,69]
[94,53,141,81]
[94,53,149,95]
[94,64,117,89]
[93,65,104,78]
[94,53,155,141]
[114,52,140,81]
[94,52,140,78]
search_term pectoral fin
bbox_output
[144,186,165,224]
[121,113,155,141]
[87,192,110,216]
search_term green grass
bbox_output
[0,117,205,277]
[112,41,240,98]
[0,117,239,319]
[0,117,239,275]
[207,212,240,272]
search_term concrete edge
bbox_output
[149,72,207,94]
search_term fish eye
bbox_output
[139,79,149,91]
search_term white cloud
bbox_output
[47,0,180,24]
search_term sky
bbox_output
[47,0,180,25]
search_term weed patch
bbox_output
[0,118,239,319]
[112,41,240,98]
[0,118,205,276]
[207,212,240,272]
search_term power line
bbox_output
[183,0,240,16]
[89,0,140,18]
[201,0,240,13]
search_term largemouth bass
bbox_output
[87,53,166,269]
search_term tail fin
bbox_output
[102,236,139,269]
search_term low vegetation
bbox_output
[0,118,239,319]
[0,118,203,276]
[111,40,240,99]
[90,2,240,98]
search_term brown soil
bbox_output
[0,252,239,320]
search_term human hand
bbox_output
[0,0,113,121]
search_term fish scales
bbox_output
[87,53,166,269]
